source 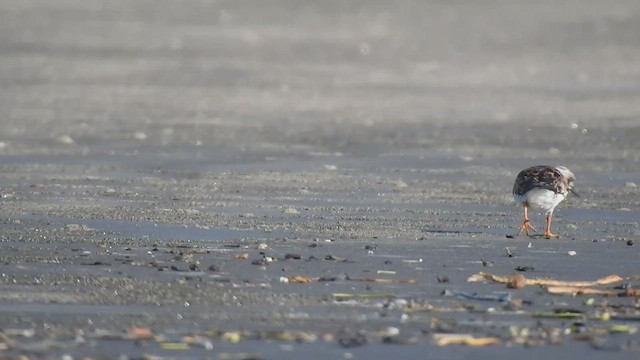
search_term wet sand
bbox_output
[1,0,640,358]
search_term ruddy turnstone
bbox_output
[512,165,578,239]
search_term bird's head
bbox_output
[556,166,578,197]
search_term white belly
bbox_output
[514,189,567,214]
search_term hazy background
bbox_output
[2,0,640,162]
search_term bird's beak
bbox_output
[570,188,580,197]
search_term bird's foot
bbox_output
[515,220,536,237]
[543,231,559,239]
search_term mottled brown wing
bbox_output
[513,165,564,195]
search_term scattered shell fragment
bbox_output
[567,251,577,256]
[57,135,75,144]
[401,258,423,263]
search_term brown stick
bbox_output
[468,272,623,287]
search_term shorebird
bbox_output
[512,165,578,239]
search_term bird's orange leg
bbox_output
[516,204,536,236]
[544,214,559,239]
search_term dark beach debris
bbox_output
[613,282,631,290]
[381,334,419,345]
[437,276,450,283]
[208,264,220,272]
[338,330,368,348]
[80,261,111,266]
[115,257,134,265]
[324,254,351,262]
[515,265,535,272]
[505,247,516,257]
[480,258,494,267]
[284,253,302,260]
[251,254,275,265]
[442,289,512,302]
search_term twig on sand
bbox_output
[467,272,623,287]
[432,333,500,346]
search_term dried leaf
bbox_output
[533,312,585,319]
[288,275,313,283]
[608,325,638,334]
[126,327,154,340]
[266,331,317,342]
[160,342,190,350]
[221,331,242,343]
